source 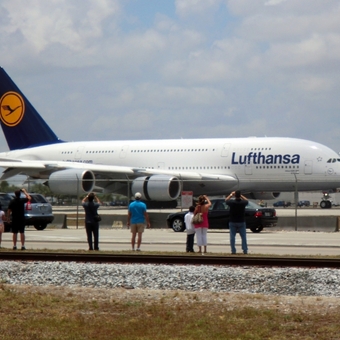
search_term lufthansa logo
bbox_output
[0,91,25,127]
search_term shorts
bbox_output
[130,223,145,233]
[11,222,26,234]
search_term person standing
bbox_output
[127,192,151,251]
[7,188,31,250]
[193,195,211,254]
[0,204,6,248]
[184,206,195,252]
[82,192,102,251]
[225,190,248,254]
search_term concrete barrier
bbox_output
[51,213,340,232]
[274,216,338,232]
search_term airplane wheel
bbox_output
[320,201,327,209]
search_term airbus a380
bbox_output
[0,67,339,208]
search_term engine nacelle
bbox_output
[249,192,281,200]
[131,175,181,201]
[48,169,95,195]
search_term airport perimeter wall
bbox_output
[51,213,340,232]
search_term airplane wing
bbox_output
[0,158,238,197]
[0,159,135,180]
[0,158,236,181]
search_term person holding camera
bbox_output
[225,190,248,254]
[193,195,211,254]
[82,192,102,251]
[7,188,31,250]
[0,203,6,248]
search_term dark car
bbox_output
[298,200,310,207]
[4,192,54,231]
[166,199,278,233]
[273,201,291,208]
[0,192,12,212]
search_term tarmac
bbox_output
[2,206,340,256]
[1,225,340,256]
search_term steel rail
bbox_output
[1,252,340,268]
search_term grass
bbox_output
[1,249,340,339]
[0,284,340,340]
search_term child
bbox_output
[0,204,6,248]
[184,206,195,252]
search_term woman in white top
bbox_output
[0,204,7,248]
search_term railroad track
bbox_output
[1,252,340,268]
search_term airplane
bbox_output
[0,66,340,208]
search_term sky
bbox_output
[1,0,340,153]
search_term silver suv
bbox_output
[3,192,54,231]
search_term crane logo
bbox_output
[0,91,25,127]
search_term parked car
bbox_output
[273,201,291,208]
[166,199,278,233]
[0,192,12,212]
[3,192,54,231]
[298,200,311,207]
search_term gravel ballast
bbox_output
[1,261,340,297]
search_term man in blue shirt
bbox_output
[127,192,151,251]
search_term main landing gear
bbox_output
[320,200,332,209]
[320,193,333,209]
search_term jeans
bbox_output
[85,222,99,250]
[229,222,248,254]
[186,233,195,252]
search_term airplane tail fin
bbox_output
[0,67,63,150]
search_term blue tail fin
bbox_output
[0,67,63,150]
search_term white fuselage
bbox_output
[1,137,340,195]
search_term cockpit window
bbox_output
[327,158,340,163]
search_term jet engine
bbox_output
[249,192,281,200]
[131,175,181,201]
[48,169,95,194]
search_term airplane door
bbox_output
[245,164,252,175]
[304,160,313,175]
[157,162,165,169]
[221,143,231,157]
[119,145,129,159]
[75,146,84,160]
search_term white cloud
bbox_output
[1,0,340,152]
[265,0,288,5]
[175,0,223,17]
[0,0,119,53]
